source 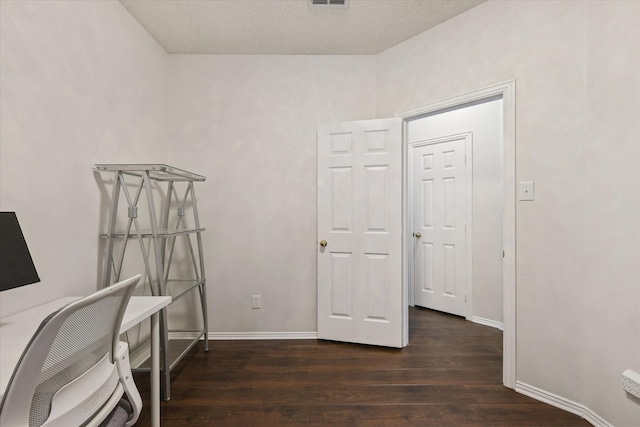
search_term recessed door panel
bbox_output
[365,253,389,322]
[365,166,387,232]
[443,177,456,229]
[422,179,434,228]
[422,154,434,171]
[331,167,352,232]
[331,133,352,155]
[330,253,353,318]
[443,244,456,296]
[364,130,388,154]
[443,150,456,169]
[421,242,434,292]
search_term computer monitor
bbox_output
[0,212,40,292]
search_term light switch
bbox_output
[519,181,535,201]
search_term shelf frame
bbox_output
[97,163,208,401]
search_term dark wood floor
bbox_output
[134,307,590,426]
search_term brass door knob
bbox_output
[414,232,422,238]
[320,240,328,247]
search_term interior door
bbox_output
[411,134,469,317]
[317,118,403,348]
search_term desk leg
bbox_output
[151,311,160,427]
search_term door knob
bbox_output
[320,240,328,247]
[414,232,422,238]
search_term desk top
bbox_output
[0,295,171,397]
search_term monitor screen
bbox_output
[0,212,40,292]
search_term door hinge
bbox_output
[503,250,505,258]
[464,293,467,303]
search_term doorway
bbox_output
[316,81,516,388]
[407,97,503,327]
[399,81,516,388]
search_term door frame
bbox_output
[408,133,473,319]
[397,80,516,389]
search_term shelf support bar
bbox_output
[141,171,172,400]
[103,171,121,288]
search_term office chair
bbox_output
[0,274,142,427]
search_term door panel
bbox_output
[412,134,469,317]
[318,118,403,348]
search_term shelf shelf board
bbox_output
[94,164,206,182]
[133,335,206,372]
[165,279,205,301]
[102,227,205,239]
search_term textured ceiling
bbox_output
[120,0,486,55]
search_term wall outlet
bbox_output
[622,369,640,398]
[518,181,535,201]
[251,294,261,309]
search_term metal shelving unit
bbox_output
[96,164,208,401]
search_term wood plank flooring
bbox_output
[133,307,590,426]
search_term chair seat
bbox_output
[99,400,132,427]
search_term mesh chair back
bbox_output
[0,275,140,427]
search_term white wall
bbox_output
[407,99,503,324]
[583,1,640,422]
[166,55,376,333]
[0,1,168,316]
[376,1,640,425]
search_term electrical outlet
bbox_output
[251,295,261,309]
[622,369,640,398]
[518,181,535,201]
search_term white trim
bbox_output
[471,316,503,331]
[407,133,473,320]
[404,121,412,314]
[402,120,410,347]
[129,342,151,369]
[169,331,318,340]
[208,332,318,340]
[465,136,473,322]
[131,331,318,365]
[397,80,517,389]
[516,381,612,427]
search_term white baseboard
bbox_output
[515,381,612,427]
[471,316,504,331]
[207,331,318,340]
[128,331,317,366]
[167,331,318,340]
[129,341,151,368]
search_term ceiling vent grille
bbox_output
[309,0,349,8]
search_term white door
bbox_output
[411,134,470,317]
[317,118,403,348]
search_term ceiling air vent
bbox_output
[309,0,349,8]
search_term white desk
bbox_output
[0,295,171,427]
